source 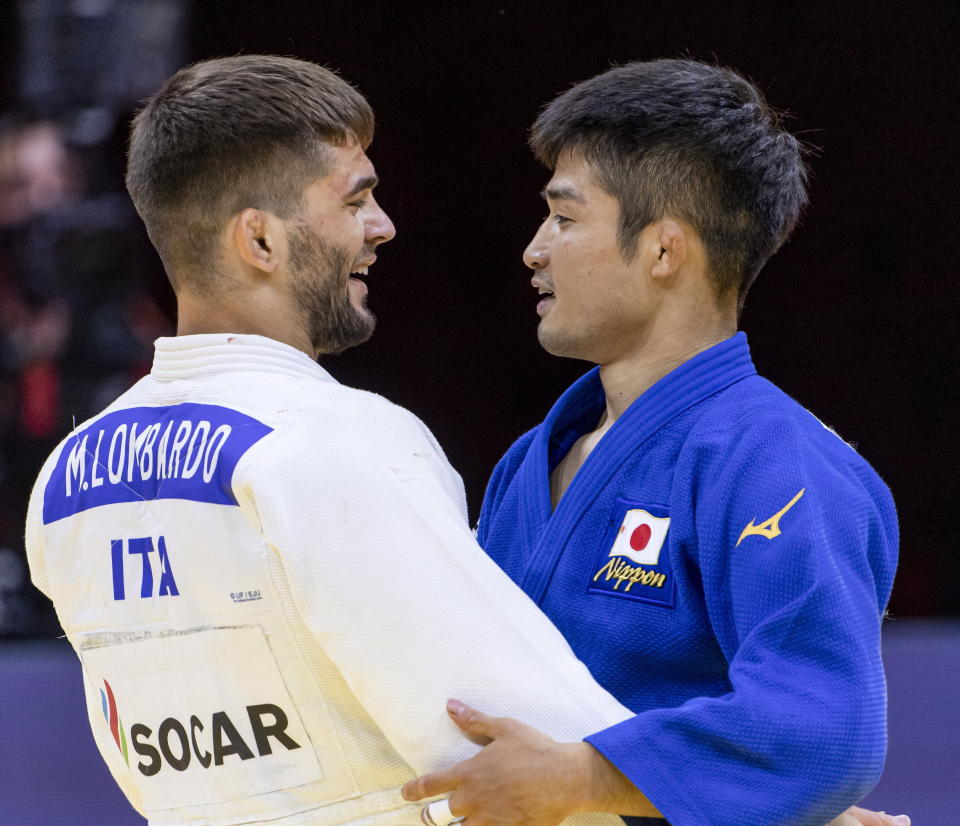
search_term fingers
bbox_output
[420,797,464,826]
[402,766,461,802]
[844,807,911,826]
[446,699,501,745]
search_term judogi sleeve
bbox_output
[584,415,899,826]
[233,397,633,775]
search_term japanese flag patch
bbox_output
[588,500,675,607]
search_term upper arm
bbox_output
[235,406,631,773]
[693,414,896,660]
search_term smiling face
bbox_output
[287,140,395,354]
[523,152,661,365]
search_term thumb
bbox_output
[447,699,497,745]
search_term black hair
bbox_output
[530,59,808,307]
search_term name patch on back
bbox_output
[43,404,272,524]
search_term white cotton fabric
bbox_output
[27,334,633,826]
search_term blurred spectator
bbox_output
[0,1,186,636]
[0,116,170,636]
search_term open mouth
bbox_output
[348,261,374,300]
[536,287,555,316]
[349,260,375,291]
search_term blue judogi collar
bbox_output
[517,332,757,603]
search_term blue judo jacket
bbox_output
[478,333,898,826]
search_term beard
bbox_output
[287,226,376,355]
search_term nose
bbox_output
[523,223,549,270]
[365,198,396,246]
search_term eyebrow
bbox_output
[540,184,585,204]
[344,175,379,199]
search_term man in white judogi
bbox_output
[25,54,636,826]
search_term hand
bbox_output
[825,806,910,826]
[401,699,601,826]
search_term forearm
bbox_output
[568,741,663,819]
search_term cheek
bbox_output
[552,239,592,290]
[317,213,364,243]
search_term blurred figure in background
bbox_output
[0,116,170,636]
[0,116,77,635]
[0,0,187,636]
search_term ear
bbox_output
[232,208,283,274]
[650,219,688,280]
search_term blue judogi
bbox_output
[478,333,898,826]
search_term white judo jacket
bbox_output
[26,334,632,826]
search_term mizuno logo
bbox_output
[735,488,805,548]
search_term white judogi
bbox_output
[26,334,632,826]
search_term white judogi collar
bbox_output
[151,334,337,384]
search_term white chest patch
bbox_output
[81,625,323,813]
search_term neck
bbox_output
[598,308,736,426]
[175,286,315,359]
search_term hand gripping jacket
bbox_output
[477,333,900,826]
[27,335,633,826]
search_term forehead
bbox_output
[314,140,376,195]
[545,152,618,215]
[551,151,596,186]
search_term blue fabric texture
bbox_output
[477,333,898,826]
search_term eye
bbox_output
[347,199,367,213]
[553,214,571,226]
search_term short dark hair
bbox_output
[126,55,374,292]
[530,59,808,306]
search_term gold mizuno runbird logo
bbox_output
[735,488,805,548]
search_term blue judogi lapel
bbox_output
[515,332,757,604]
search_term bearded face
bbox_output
[286,224,376,355]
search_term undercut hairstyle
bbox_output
[530,59,809,307]
[125,55,374,292]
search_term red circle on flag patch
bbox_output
[630,523,652,551]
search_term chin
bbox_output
[310,303,377,356]
[537,324,591,362]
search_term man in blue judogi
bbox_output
[403,60,900,826]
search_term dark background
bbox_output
[197,0,960,616]
[1,3,958,824]
[1,0,958,627]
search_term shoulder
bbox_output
[689,376,877,473]
[477,425,540,542]
[268,385,444,462]
[485,426,539,494]
[498,425,540,467]
[28,377,152,504]
[236,384,465,503]
[684,375,897,541]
